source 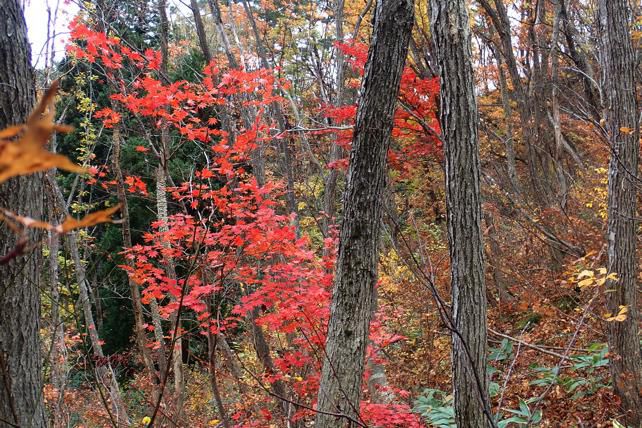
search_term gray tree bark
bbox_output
[598,0,642,425]
[0,2,47,426]
[430,0,490,426]
[314,1,414,426]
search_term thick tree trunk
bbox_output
[0,2,47,427]
[430,0,490,426]
[314,1,414,426]
[598,0,642,425]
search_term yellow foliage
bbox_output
[604,305,628,322]
[573,268,617,289]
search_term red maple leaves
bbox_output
[70,22,428,427]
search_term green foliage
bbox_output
[529,344,610,399]
[413,388,456,428]
[497,399,542,427]
[489,339,514,362]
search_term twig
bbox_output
[495,322,529,419]
[489,329,568,359]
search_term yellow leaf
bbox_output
[578,278,594,288]
[577,269,594,280]
[597,267,607,275]
[605,306,628,322]
[612,419,626,428]
[208,420,220,426]
[141,416,151,426]
[0,81,84,183]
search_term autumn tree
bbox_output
[430,0,491,426]
[315,1,415,426]
[598,0,642,424]
[0,1,46,426]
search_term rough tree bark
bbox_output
[430,0,490,426]
[314,1,414,426]
[598,0,642,425]
[0,2,47,426]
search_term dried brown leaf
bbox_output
[0,205,121,233]
[0,81,85,183]
[60,205,121,232]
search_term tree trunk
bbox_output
[240,0,300,232]
[483,211,511,305]
[0,2,47,426]
[314,1,414,426]
[321,0,347,237]
[190,0,212,63]
[598,0,642,425]
[155,162,185,421]
[48,180,130,426]
[158,0,186,419]
[430,0,490,426]
[111,126,162,405]
[45,174,68,425]
[68,231,130,426]
[559,0,600,119]
[207,328,231,428]
[207,0,239,69]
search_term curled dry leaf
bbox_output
[0,80,85,183]
[0,205,121,233]
[59,205,122,232]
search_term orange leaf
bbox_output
[0,81,85,183]
[60,205,122,232]
[0,209,56,232]
[0,205,120,234]
[619,127,634,135]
